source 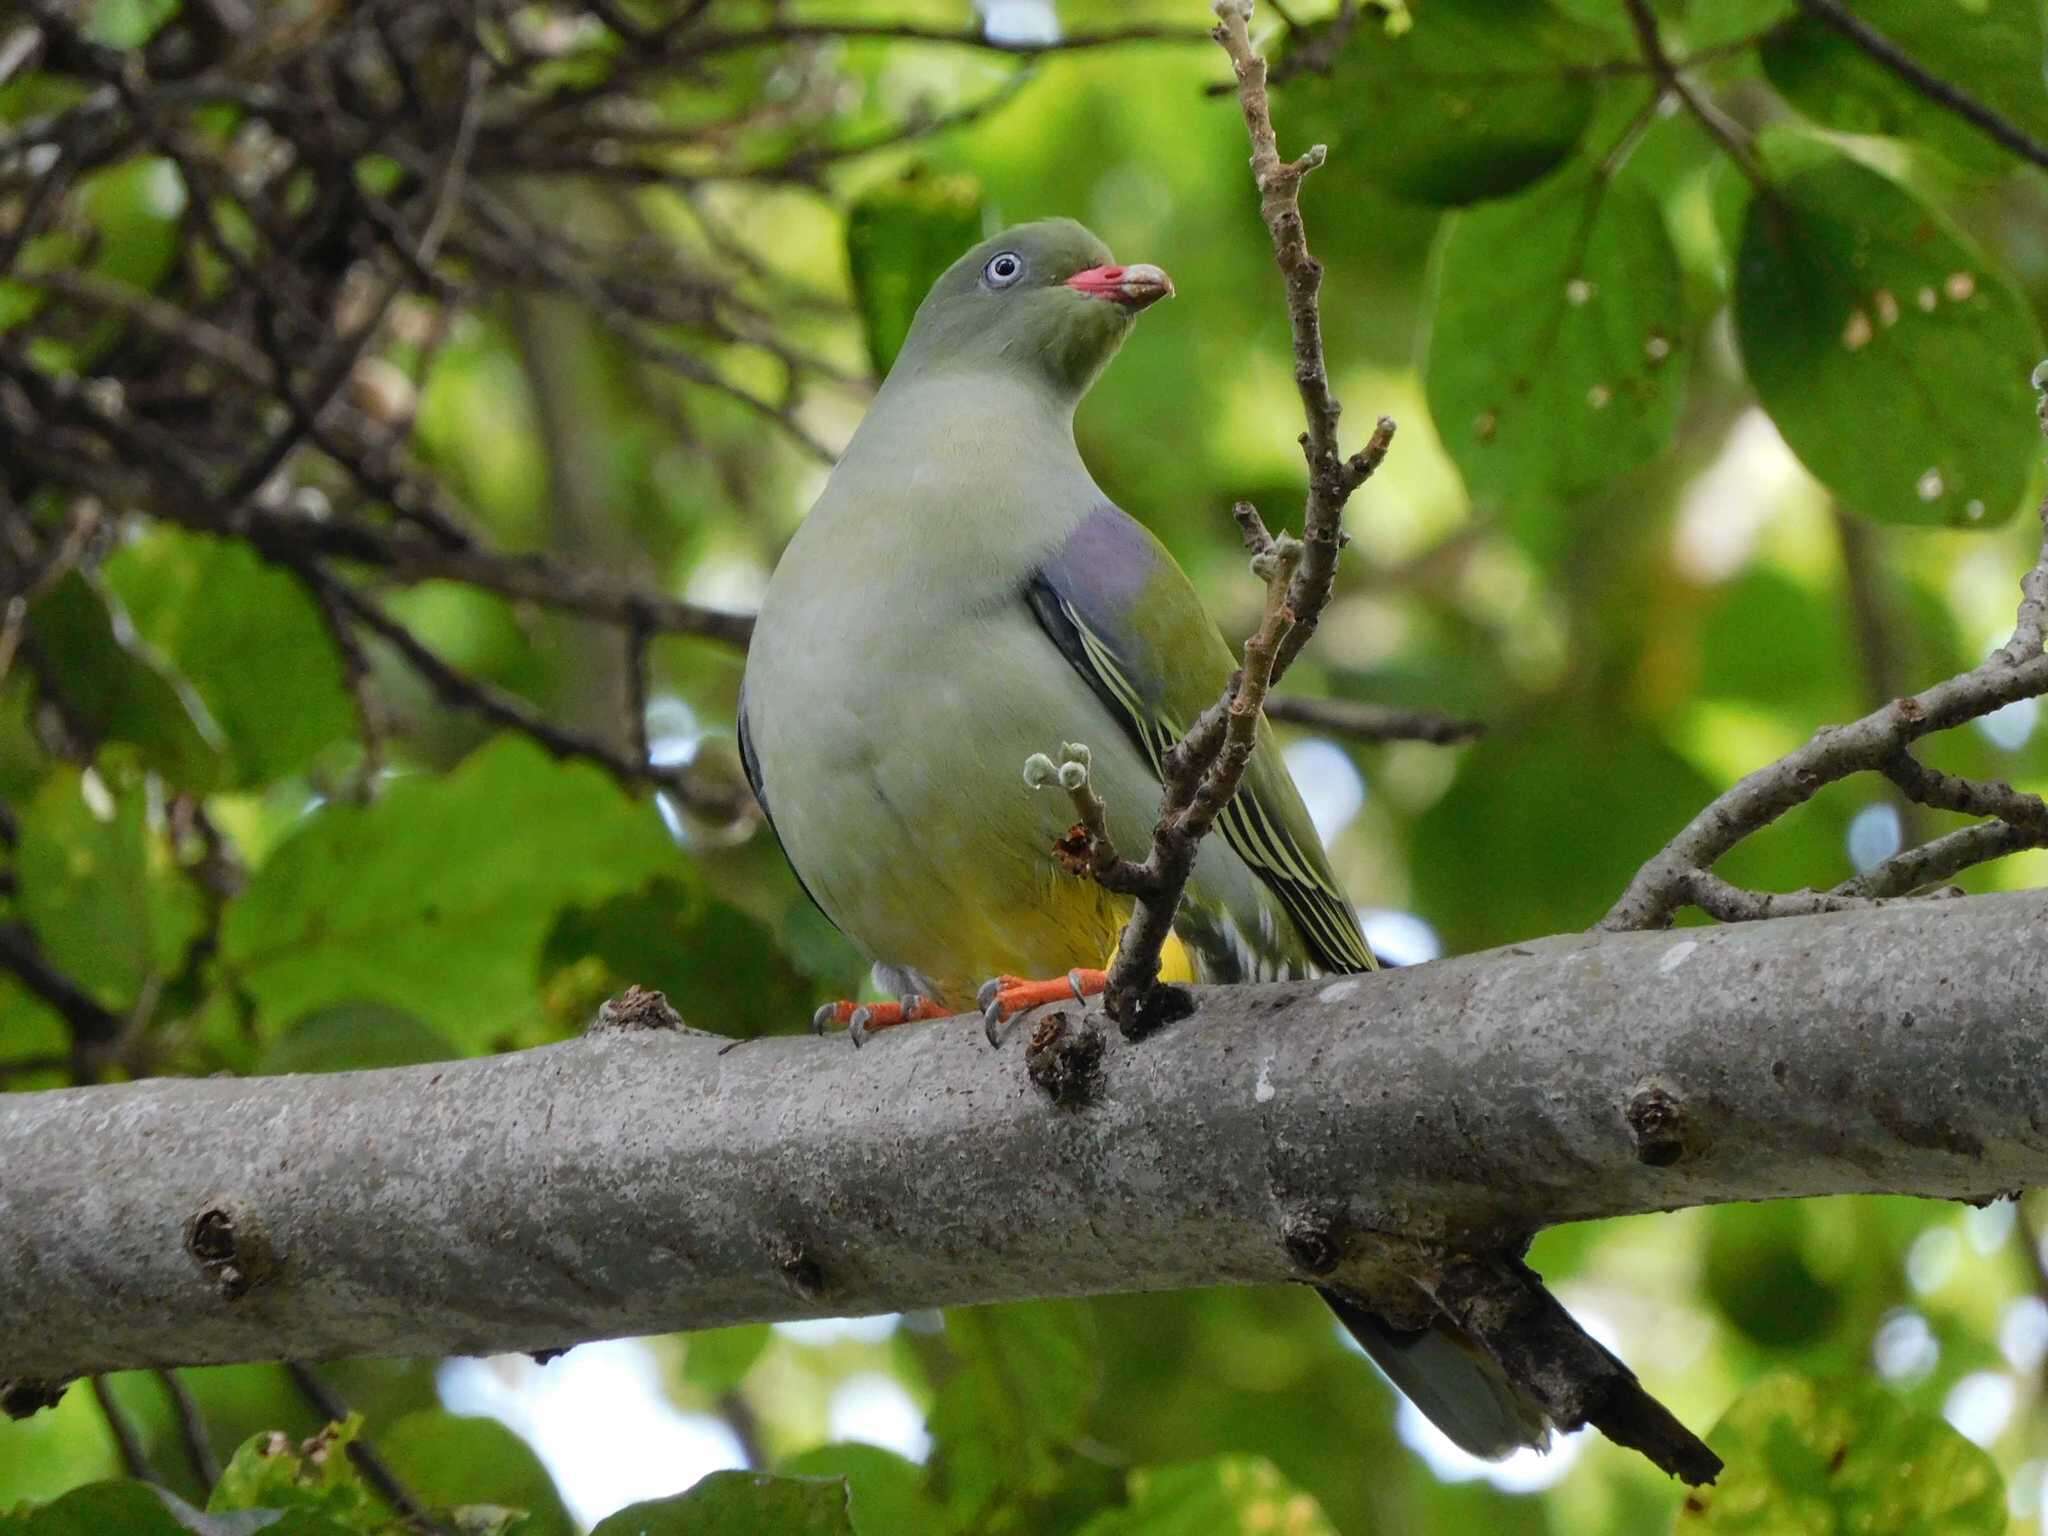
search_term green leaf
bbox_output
[103,531,354,788]
[928,1301,1098,1524]
[587,1472,854,1536]
[1280,0,1606,206]
[75,157,185,293]
[1073,1456,1338,1536]
[542,880,820,1037]
[440,1511,531,1536]
[209,1418,378,1532]
[1662,0,1796,50]
[26,572,223,789]
[86,0,182,48]
[254,1003,459,1076]
[1413,713,1718,952]
[846,170,985,374]
[678,1326,773,1398]
[1703,1203,1845,1353]
[1426,162,1688,513]
[1734,147,2043,527]
[7,158,188,366]
[219,737,678,1050]
[0,1480,349,1535]
[1547,0,1793,48]
[1675,1373,2005,1533]
[1762,0,2048,174]
[374,1412,573,1536]
[774,1446,938,1536]
[15,764,204,1013]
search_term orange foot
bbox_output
[811,994,950,1048]
[976,968,1108,1047]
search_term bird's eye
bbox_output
[983,251,1024,288]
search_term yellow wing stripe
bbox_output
[1059,599,1376,975]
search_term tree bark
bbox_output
[2,890,2044,1389]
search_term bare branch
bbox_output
[1882,750,2048,834]
[1606,393,2048,930]
[1621,0,1768,188]
[1211,0,1393,682]
[295,563,755,826]
[1837,821,2038,900]
[1261,693,1485,745]
[0,920,122,1059]
[89,1376,157,1485]
[157,1369,220,1489]
[304,577,389,798]
[1674,869,1910,924]
[320,524,758,648]
[1047,0,1395,1030]
[623,19,1212,67]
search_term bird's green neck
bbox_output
[855,365,1082,474]
[812,365,1098,603]
[887,291,1132,405]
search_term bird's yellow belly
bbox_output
[759,606,1180,1006]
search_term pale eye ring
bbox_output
[983,251,1024,287]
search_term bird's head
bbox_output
[891,218,1173,402]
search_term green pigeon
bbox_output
[740,218,1549,1460]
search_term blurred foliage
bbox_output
[5,0,2048,1533]
[587,1471,857,1534]
[1677,1373,2006,1533]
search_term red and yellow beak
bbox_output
[1065,262,1174,311]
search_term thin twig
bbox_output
[1603,648,2048,929]
[1605,423,2048,929]
[1833,506,1926,847]
[1044,0,1393,1030]
[1837,821,2038,899]
[1621,0,1768,189]
[613,19,1209,66]
[249,511,756,647]
[1262,693,1484,745]
[1215,0,1391,682]
[157,1369,221,1489]
[0,920,122,1055]
[624,605,654,773]
[1677,869,1901,923]
[716,1392,766,1471]
[284,1362,444,1533]
[1882,750,2048,835]
[1793,0,2048,172]
[305,577,388,797]
[90,1376,157,1484]
[296,563,754,824]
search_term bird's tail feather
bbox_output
[1319,1288,1552,1461]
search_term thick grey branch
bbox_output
[3,891,2044,1389]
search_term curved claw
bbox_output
[1067,969,1091,1007]
[811,1002,840,1035]
[848,1005,873,1049]
[983,998,1003,1049]
[976,976,1002,1013]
